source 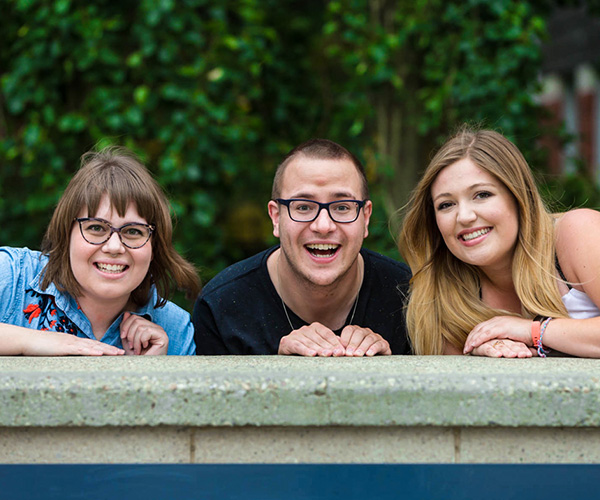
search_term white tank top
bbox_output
[562,288,600,319]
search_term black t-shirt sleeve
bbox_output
[193,296,231,355]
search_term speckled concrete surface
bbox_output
[1,356,599,427]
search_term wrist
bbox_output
[532,317,553,358]
[530,320,541,348]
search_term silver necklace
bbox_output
[276,251,362,331]
[280,292,359,332]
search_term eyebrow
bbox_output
[432,182,496,202]
[289,191,357,200]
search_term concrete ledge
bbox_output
[1,356,600,463]
[1,356,599,427]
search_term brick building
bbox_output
[538,6,600,180]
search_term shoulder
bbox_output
[200,247,275,299]
[145,293,192,332]
[361,248,411,278]
[555,209,600,254]
[145,298,195,355]
[1,246,43,263]
[555,209,600,281]
[0,247,46,277]
[556,208,600,237]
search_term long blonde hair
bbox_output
[398,128,568,354]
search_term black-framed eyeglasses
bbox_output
[75,217,155,249]
[275,198,367,223]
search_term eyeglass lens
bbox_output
[79,219,151,248]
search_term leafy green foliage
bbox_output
[1,0,593,306]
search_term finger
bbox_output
[140,330,169,355]
[120,335,135,356]
[365,338,391,356]
[341,326,366,355]
[278,335,320,356]
[131,326,144,356]
[341,327,388,356]
[354,334,391,357]
[502,341,532,358]
[492,341,519,358]
[78,341,124,356]
[517,348,533,358]
[471,344,503,358]
[71,345,104,356]
[120,312,133,339]
[278,324,342,357]
[464,330,502,353]
[300,324,344,356]
[501,340,533,358]
[122,315,147,355]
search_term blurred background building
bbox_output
[539,5,600,181]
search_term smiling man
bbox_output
[193,139,412,356]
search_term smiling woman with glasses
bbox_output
[0,146,200,357]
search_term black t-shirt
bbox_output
[193,246,412,355]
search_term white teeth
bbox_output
[307,244,338,250]
[461,228,491,241]
[96,263,126,273]
[306,243,339,258]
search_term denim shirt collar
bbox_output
[28,266,157,344]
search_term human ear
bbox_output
[362,200,373,238]
[267,200,281,238]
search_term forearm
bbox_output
[0,323,35,355]
[541,318,600,358]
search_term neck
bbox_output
[76,296,130,340]
[268,249,363,331]
[479,266,521,313]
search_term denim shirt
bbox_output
[0,247,195,355]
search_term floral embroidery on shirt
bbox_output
[22,291,80,335]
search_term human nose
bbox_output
[102,230,126,253]
[309,205,337,233]
[456,202,477,225]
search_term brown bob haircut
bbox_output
[41,146,200,307]
[271,138,370,200]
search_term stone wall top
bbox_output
[1,356,599,428]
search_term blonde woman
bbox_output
[399,128,600,357]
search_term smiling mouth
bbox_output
[460,228,491,241]
[306,243,340,258]
[95,263,128,273]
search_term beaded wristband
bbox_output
[537,317,553,358]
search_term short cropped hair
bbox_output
[41,146,200,307]
[271,138,369,200]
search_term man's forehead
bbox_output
[280,157,363,196]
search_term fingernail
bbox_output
[355,349,364,356]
